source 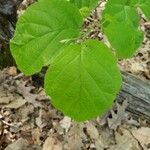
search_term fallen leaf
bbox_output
[109,128,140,150]
[67,136,82,150]
[132,127,150,149]
[6,67,17,76]
[36,109,46,128]
[60,117,71,133]
[86,122,99,139]
[17,81,42,107]
[0,93,14,104]
[107,100,128,130]
[4,97,27,109]
[4,138,28,150]
[17,104,34,122]
[95,127,115,149]
[65,123,85,150]
[32,128,42,145]
[43,136,63,150]
[95,138,107,150]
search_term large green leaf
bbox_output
[139,0,150,20]
[45,40,122,121]
[10,0,83,75]
[102,0,143,58]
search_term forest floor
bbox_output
[0,67,150,150]
[0,0,150,150]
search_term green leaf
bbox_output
[102,1,144,58]
[70,0,99,9]
[139,0,150,20]
[69,0,99,17]
[129,0,139,6]
[103,0,127,5]
[79,7,91,17]
[45,40,122,121]
[103,21,143,57]
[10,0,83,75]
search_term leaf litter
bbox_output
[1,67,150,150]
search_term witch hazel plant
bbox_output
[10,0,150,121]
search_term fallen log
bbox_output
[117,72,150,120]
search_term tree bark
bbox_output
[0,0,23,67]
[117,72,150,120]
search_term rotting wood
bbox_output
[117,72,150,120]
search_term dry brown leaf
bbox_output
[66,135,83,150]
[0,93,14,104]
[37,89,49,101]
[4,97,27,109]
[107,100,128,130]
[95,127,115,149]
[17,81,42,107]
[86,122,99,140]
[4,138,28,150]
[65,123,85,150]
[36,111,43,128]
[32,128,42,145]
[60,117,71,133]
[109,128,140,150]
[17,104,34,122]
[6,67,17,76]
[43,136,63,150]
[95,138,107,150]
[132,127,150,149]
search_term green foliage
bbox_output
[102,0,144,58]
[10,0,83,75]
[69,0,99,17]
[45,40,121,121]
[139,0,150,20]
[69,0,99,9]
[102,0,150,58]
[10,0,150,121]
